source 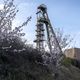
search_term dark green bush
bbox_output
[62,57,72,67]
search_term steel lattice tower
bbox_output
[34,22,45,52]
[34,4,63,65]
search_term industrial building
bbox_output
[65,48,80,61]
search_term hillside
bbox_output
[0,47,80,80]
[0,48,53,80]
[56,65,80,80]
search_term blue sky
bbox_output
[0,0,80,48]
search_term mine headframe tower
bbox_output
[34,4,63,66]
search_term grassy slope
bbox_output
[57,65,80,80]
[0,49,53,80]
[0,49,80,80]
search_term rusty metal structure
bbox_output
[34,22,45,52]
[34,4,63,69]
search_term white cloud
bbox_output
[70,31,80,48]
[0,4,3,10]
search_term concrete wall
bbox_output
[65,48,80,61]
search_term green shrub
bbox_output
[62,57,72,67]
